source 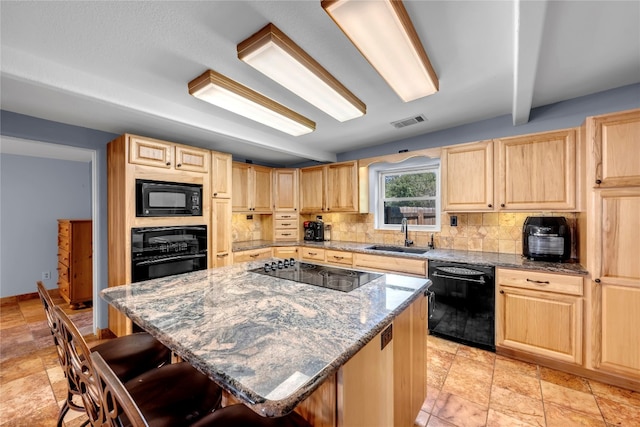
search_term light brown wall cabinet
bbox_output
[586,108,640,188]
[57,219,93,308]
[300,161,358,213]
[232,163,272,213]
[442,129,578,212]
[496,268,583,365]
[442,140,494,211]
[211,151,233,199]
[495,128,577,210]
[129,135,210,173]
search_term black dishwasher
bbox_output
[428,261,495,351]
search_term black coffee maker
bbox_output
[303,220,324,241]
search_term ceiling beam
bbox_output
[512,0,548,126]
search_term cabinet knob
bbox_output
[499,290,504,294]
[594,278,601,284]
[213,192,218,197]
[294,208,297,211]
[500,203,505,208]
[595,179,602,185]
[488,204,492,208]
[166,162,171,166]
[177,163,182,168]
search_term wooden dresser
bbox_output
[57,219,93,308]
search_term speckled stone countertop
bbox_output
[233,240,589,275]
[100,260,430,417]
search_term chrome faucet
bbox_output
[400,218,413,247]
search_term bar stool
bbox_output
[56,306,223,427]
[36,282,171,426]
[90,350,311,427]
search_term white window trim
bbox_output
[370,158,441,232]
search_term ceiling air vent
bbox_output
[391,114,427,129]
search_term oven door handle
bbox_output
[432,271,486,284]
[134,226,207,234]
[135,253,207,266]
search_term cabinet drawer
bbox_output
[58,221,70,237]
[232,248,272,264]
[274,230,298,241]
[275,219,298,229]
[326,250,353,266]
[273,246,299,259]
[58,248,70,267]
[497,268,583,296]
[354,253,426,277]
[58,279,70,299]
[58,262,69,283]
[301,247,325,262]
[275,213,298,220]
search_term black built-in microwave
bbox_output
[136,179,202,217]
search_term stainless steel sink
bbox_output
[365,245,429,255]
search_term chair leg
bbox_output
[57,400,70,427]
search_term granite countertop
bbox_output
[232,240,589,275]
[100,260,430,417]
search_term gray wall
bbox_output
[337,83,640,161]
[0,154,92,297]
[0,110,116,329]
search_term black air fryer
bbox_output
[522,216,571,261]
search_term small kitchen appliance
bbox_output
[136,179,202,217]
[522,216,571,261]
[303,221,324,241]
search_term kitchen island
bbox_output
[101,259,430,426]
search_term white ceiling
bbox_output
[1,1,638,166]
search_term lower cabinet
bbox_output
[301,247,326,263]
[338,294,427,427]
[353,253,426,277]
[273,246,299,259]
[496,268,583,364]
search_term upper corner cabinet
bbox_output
[300,161,359,213]
[586,108,640,188]
[495,128,577,211]
[442,140,494,211]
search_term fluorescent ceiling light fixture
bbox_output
[322,0,439,102]
[188,70,315,136]
[238,24,366,122]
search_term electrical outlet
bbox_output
[450,215,458,227]
[42,271,51,280]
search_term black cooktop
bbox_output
[249,259,382,293]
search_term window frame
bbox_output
[375,162,441,231]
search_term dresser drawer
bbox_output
[274,230,298,240]
[58,236,70,252]
[497,268,583,296]
[58,248,70,267]
[301,247,325,262]
[58,220,70,237]
[58,279,70,299]
[58,262,69,283]
[325,250,353,266]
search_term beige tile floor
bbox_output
[1,294,639,426]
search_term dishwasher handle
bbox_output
[426,290,435,319]
[432,271,486,284]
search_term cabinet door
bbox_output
[174,146,210,173]
[252,166,273,213]
[273,246,299,259]
[300,166,326,213]
[211,151,233,198]
[592,188,640,378]
[129,136,172,169]
[232,163,251,212]
[232,248,272,264]
[442,140,494,211]
[497,286,583,364]
[496,129,576,210]
[590,109,640,188]
[211,199,232,268]
[326,161,358,212]
[273,168,299,211]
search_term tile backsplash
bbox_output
[302,212,577,257]
[233,211,577,257]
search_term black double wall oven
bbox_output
[132,179,207,283]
